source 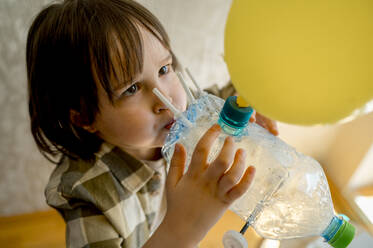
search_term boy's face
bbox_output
[90,27,187,160]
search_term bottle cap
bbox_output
[328,219,355,248]
[222,230,248,248]
[220,96,254,128]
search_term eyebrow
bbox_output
[113,53,173,94]
[111,74,134,94]
[161,54,172,64]
[113,81,132,95]
[111,79,130,92]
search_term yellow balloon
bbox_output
[225,0,373,125]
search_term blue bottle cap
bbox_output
[220,96,254,128]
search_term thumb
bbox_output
[249,109,256,123]
[166,143,186,189]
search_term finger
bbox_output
[256,117,268,130]
[188,124,221,176]
[217,149,247,198]
[267,119,279,136]
[256,112,279,136]
[249,109,256,123]
[255,112,272,133]
[204,136,235,181]
[166,143,186,189]
[225,166,256,202]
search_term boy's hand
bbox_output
[161,124,255,247]
[249,110,279,136]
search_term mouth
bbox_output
[164,119,176,130]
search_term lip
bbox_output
[164,119,176,130]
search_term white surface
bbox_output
[348,143,373,190]
[260,239,280,248]
[222,230,248,248]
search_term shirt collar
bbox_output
[96,143,155,193]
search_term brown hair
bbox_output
[27,0,177,163]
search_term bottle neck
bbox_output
[218,95,253,136]
[217,116,246,136]
[321,215,343,242]
[321,215,355,248]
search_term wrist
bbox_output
[157,215,198,248]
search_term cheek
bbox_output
[117,109,154,134]
[97,108,154,143]
[170,80,188,111]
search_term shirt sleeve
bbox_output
[46,152,155,248]
[61,202,124,248]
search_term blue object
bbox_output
[322,216,343,242]
[321,215,355,248]
[218,96,254,136]
[219,96,254,128]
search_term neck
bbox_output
[124,147,163,161]
[148,148,163,161]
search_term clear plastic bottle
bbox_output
[160,91,355,247]
[163,94,290,219]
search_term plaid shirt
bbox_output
[45,83,235,248]
[45,143,166,248]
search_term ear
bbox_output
[69,109,97,133]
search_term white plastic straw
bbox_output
[185,68,204,97]
[152,88,193,127]
[177,72,195,104]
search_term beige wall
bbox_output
[278,111,373,194]
[0,0,55,216]
[323,112,373,190]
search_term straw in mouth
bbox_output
[152,87,193,128]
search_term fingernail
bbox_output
[175,143,180,152]
[240,149,246,158]
[213,124,221,131]
[269,127,277,136]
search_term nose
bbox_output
[153,88,173,114]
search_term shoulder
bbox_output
[45,143,156,211]
[45,145,165,245]
[44,154,105,209]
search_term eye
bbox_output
[159,64,170,76]
[122,83,139,96]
